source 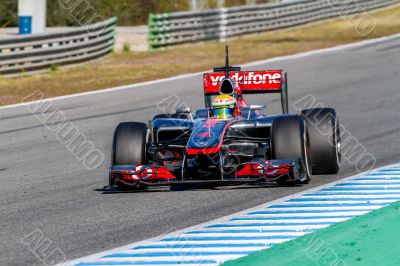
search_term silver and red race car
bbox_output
[109,47,341,190]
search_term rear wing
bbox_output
[203,70,289,114]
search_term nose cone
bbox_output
[186,119,227,155]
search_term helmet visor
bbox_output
[212,107,234,120]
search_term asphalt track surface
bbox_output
[1,36,400,265]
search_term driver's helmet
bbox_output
[211,94,237,120]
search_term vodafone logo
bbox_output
[209,71,282,85]
[204,70,283,93]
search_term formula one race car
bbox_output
[109,47,341,190]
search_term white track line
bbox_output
[63,162,400,266]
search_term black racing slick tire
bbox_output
[301,108,341,175]
[112,122,147,166]
[271,116,312,186]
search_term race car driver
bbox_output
[211,94,238,120]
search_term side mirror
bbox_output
[176,105,191,114]
[242,105,267,120]
[249,105,267,111]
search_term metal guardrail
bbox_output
[0,17,117,76]
[148,0,399,49]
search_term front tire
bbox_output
[111,122,147,188]
[271,116,311,186]
[112,122,147,165]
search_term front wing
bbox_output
[109,159,302,188]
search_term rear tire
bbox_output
[271,116,311,186]
[301,108,341,175]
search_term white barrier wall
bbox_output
[18,0,46,34]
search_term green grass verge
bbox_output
[222,201,400,266]
[1,4,400,106]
